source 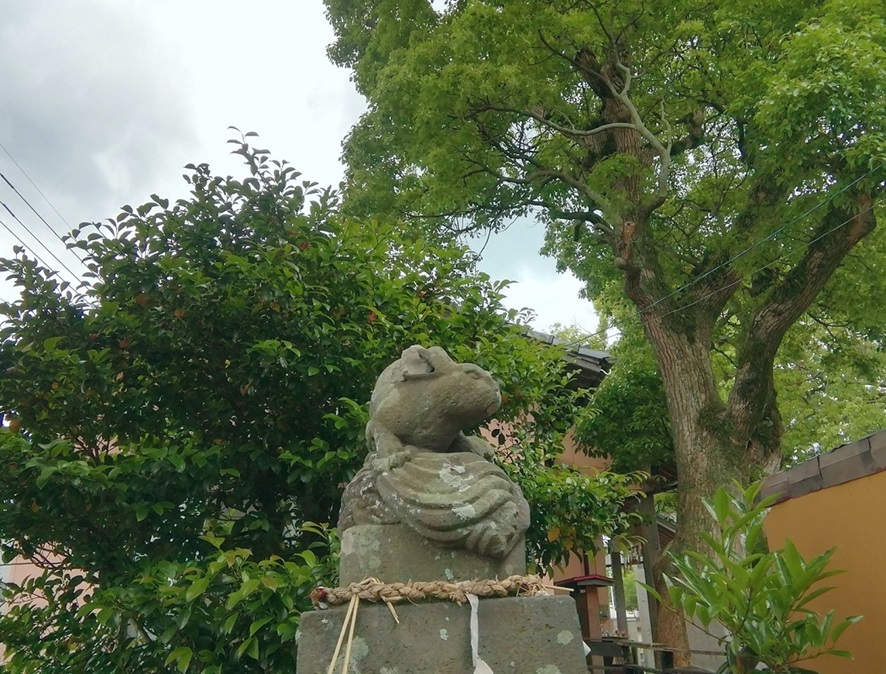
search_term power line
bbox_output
[0,143,95,302]
[0,213,56,274]
[0,170,85,263]
[559,186,884,351]
[634,161,886,319]
[0,199,81,284]
[0,141,72,230]
[654,200,880,324]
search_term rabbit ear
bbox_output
[424,346,454,365]
[398,345,434,380]
[399,345,456,381]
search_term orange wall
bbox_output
[763,470,886,674]
[555,433,612,473]
[7,558,42,587]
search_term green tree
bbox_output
[622,567,638,612]
[577,327,674,474]
[576,306,886,472]
[0,140,638,672]
[324,0,886,651]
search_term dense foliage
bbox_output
[0,141,638,672]
[576,309,886,473]
[324,0,885,653]
[576,327,674,474]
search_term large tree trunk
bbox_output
[657,344,780,664]
[614,190,874,662]
[643,319,772,665]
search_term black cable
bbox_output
[0,213,56,274]
[634,161,886,318]
[0,170,85,263]
[0,141,72,229]
[0,200,81,283]
[558,193,883,350]
[654,201,880,323]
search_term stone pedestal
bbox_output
[297,596,588,674]
[339,524,525,584]
[302,347,589,673]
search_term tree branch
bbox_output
[728,194,878,439]
[536,30,580,70]
[610,60,671,206]
[466,116,622,225]
[475,103,642,139]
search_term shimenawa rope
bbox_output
[311,574,565,608]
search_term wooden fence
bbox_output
[586,638,721,674]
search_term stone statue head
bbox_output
[368,345,501,453]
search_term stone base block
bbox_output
[340,524,525,584]
[297,595,587,674]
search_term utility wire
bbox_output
[0,170,85,263]
[560,187,883,351]
[0,141,72,230]
[653,200,880,324]
[634,161,886,319]
[0,213,56,275]
[0,143,95,302]
[0,199,81,283]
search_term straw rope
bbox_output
[312,574,563,608]
[317,575,572,673]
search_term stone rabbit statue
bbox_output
[339,345,529,559]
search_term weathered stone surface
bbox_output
[297,596,588,674]
[338,345,530,563]
[368,345,502,453]
[308,347,576,674]
[339,523,525,584]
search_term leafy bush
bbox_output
[0,139,637,672]
[659,483,860,674]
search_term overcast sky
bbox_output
[0,0,596,332]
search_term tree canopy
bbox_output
[0,140,638,673]
[325,0,886,653]
[576,299,886,474]
[324,0,886,506]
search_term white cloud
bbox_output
[0,0,199,223]
[499,267,597,334]
[469,218,596,329]
[0,1,592,328]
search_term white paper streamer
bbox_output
[583,640,591,657]
[467,593,494,674]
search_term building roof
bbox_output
[760,429,886,504]
[528,329,611,389]
[555,573,615,588]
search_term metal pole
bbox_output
[609,543,629,636]
[638,493,661,651]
